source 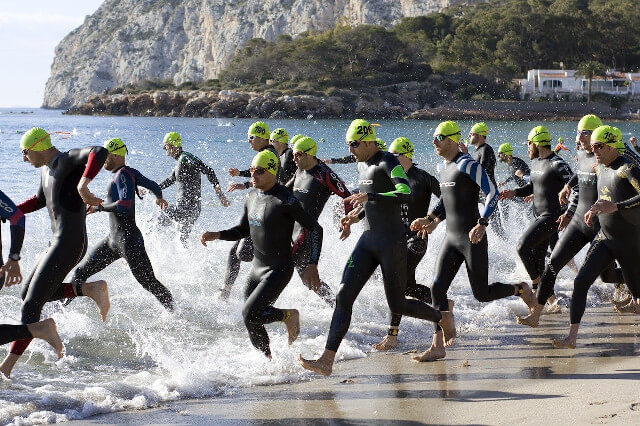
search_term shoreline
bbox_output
[81,306,640,425]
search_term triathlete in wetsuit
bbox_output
[202,150,323,358]
[373,136,441,351]
[0,189,64,357]
[72,138,175,311]
[299,120,442,376]
[411,121,535,362]
[497,144,531,188]
[0,128,110,378]
[554,125,640,348]
[270,128,297,184]
[500,126,573,291]
[159,131,230,242]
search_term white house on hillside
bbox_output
[518,69,640,98]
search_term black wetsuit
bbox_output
[504,156,531,188]
[472,143,507,239]
[513,153,573,281]
[72,166,174,310]
[537,150,622,305]
[219,183,322,357]
[430,152,513,316]
[0,190,32,345]
[389,165,440,328]
[570,155,640,323]
[287,161,352,306]
[279,147,297,185]
[11,147,107,355]
[324,151,441,352]
[159,151,222,241]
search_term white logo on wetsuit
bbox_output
[531,170,544,175]
[0,200,13,213]
[359,180,373,185]
[440,182,456,187]
[248,212,262,227]
[294,187,309,193]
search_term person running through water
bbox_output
[323,138,387,164]
[298,120,443,376]
[497,143,530,189]
[201,150,323,359]
[410,121,537,362]
[0,128,111,378]
[373,136,442,351]
[270,128,297,184]
[284,136,353,306]
[159,131,230,242]
[0,189,63,359]
[553,125,640,348]
[500,126,573,298]
[71,138,175,311]
[221,122,281,299]
[517,116,624,327]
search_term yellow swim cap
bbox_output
[389,137,414,159]
[470,122,488,137]
[251,150,279,176]
[293,136,317,156]
[248,121,270,139]
[592,125,625,153]
[498,143,513,156]
[346,119,376,142]
[528,125,551,146]
[270,128,289,144]
[375,138,387,151]
[163,132,182,147]
[20,127,52,152]
[104,138,128,157]
[290,134,305,146]
[433,121,461,143]
[578,114,602,132]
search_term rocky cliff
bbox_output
[44,0,481,108]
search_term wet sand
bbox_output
[84,307,640,425]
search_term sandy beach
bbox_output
[81,307,640,425]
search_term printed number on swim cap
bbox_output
[356,125,372,135]
[256,127,266,134]
[277,130,285,135]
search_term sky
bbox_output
[0,1,104,107]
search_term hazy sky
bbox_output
[0,1,104,107]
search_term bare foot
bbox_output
[373,333,397,351]
[0,353,19,378]
[283,309,300,344]
[412,345,446,362]
[439,311,456,347]
[298,354,332,376]
[517,282,538,311]
[614,300,640,314]
[28,319,64,359]
[218,286,231,301]
[552,336,576,349]
[612,295,631,309]
[516,304,543,328]
[81,280,110,322]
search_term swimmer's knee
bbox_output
[21,299,42,324]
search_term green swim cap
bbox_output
[375,138,387,151]
[592,125,625,153]
[346,119,376,142]
[104,138,127,157]
[163,132,182,147]
[293,136,318,156]
[20,127,52,152]
[528,125,551,146]
[389,137,414,159]
[578,114,602,132]
[470,122,488,137]
[498,143,513,156]
[248,121,270,139]
[433,121,461,143]
[251,150,279,176]
[290,134,305,146]
[270,128,289,144]
[558,137,564,143]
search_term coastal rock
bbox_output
[43,0,483,109]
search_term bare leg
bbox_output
[0,354,19,378]
[283,309,299,344]
[552,323,579,349]
[299,349,336,376]
[516,283,545,327]
[78,280,110,322]
[413,330,446,362]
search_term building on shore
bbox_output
[517,69,640,99]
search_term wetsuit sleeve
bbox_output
[458,157,499,219]
[239,169,251,177]
[554,158,574,185]
[330,155,356,164]
[219,200,250,240]
[68,146,108,179]
[196,158,221,188]
[101,171,135,213]
[615,164,640,210]
[135,169,163,199]
[367,157,411,204]
[0,191,25,255]
[567,173,578,188]
[566,187,580,216]
[286,196,323,264]
[17,183,46,214]
[424,170,441,198]
[514,182,533,197]
[284,174,295,190]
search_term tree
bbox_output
[576,61,607,103]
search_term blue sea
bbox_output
[0,108,638,423]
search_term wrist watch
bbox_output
[9,253,21,261]
[477,217,489,226]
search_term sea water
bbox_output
[0,108,638,424]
